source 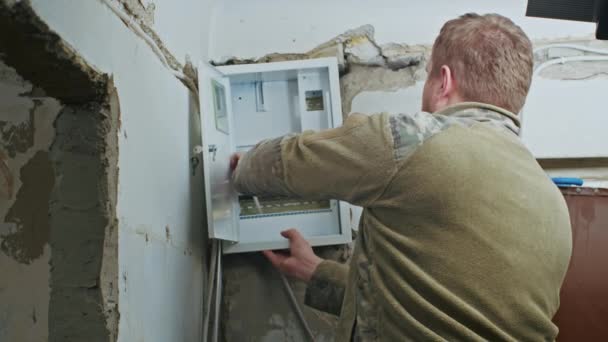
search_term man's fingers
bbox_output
[263,250,287,269]
[229,154,240,171]
[280,228,303,241]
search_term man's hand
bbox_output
[263,228,323,282]
[230,153,241,172]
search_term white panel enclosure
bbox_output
[199,58,352,254]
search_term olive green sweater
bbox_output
[233,102,572,341]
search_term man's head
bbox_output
[422,13,534,114]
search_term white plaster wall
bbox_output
[28,1,217,341]
[210,0,595,59]
[153,0,220,62]
[521,78,608,159]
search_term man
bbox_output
[231,13,572,341]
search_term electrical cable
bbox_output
[279,273,316,342]
[202,240,218,342]
[212,242,223,342]
[533,55,608,77]
[534,44,608,56]
[99,0,198,95]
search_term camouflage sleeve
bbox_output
[233,111,455,202]
[233,113,396,206]
[304,260,349,316]
[389,111,448,162]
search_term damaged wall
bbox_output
[1,2,120,340]
[23,0,218,340]
[0,59,61,342]
[2,0,221,340]
[210,0,596,59]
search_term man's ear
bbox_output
[440,65,455,97]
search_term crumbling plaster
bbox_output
[217,25,430,119]
[210,0,597,60]
[118,0,156,26]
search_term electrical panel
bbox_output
[198,58,352,254]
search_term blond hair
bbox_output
[430,13,533,114]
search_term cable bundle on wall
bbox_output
[533,44,608,76]
[99,0,198,96]
[202,240,222,342]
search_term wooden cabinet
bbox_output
[554,187,608,341]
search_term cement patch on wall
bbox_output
[0,58,59,342]
[0,245,51,341]
[222,247,349,342]
[0,1,120,340]
[48,97,119,342]
[2,150,54,263]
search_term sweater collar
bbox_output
[435,102,521,135]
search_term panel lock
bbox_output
[209,144,218,161]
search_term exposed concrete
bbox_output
[0,2,108,104]
[0,58,59,342]
[1,151,54,264]
[381,43,429,70]
[214,24,428,74]
[0,245,51,341]
[341,65,425,117]
[0,1,119,341]
[0,59,61,207]
[222,247,350,342]
[99,84,121,342]
[48,93,119,342]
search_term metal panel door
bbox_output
[198,62,238,242]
